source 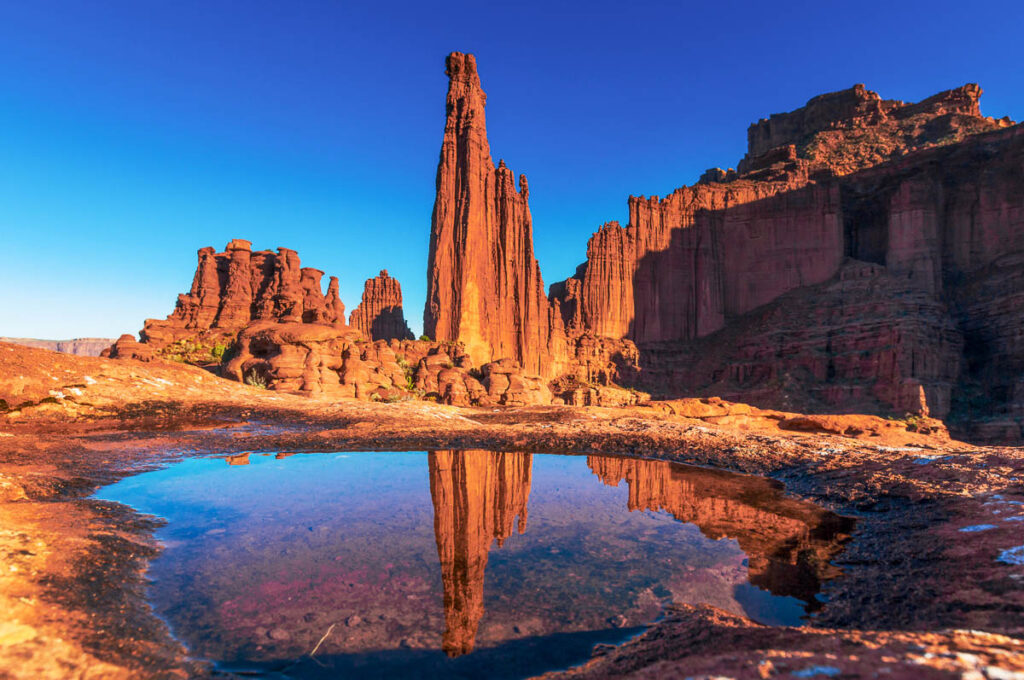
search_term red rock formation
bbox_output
[428,449,531,657]
[424,52,566,377]
[740,83,1009,176]
[587,456,852,603]
[224,322,556,406]
[141,240,345,348]
[540,77,1021,427]
[348,270,414,341]
[104,334,156,362]
[638,260,962,417]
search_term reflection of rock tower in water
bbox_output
[587,456,851,603]
[428,449,532,657]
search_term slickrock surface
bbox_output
[0,337,116,357]
[348,270,414,341]
[1,343,1023,679]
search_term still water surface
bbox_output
[96,450,852,679]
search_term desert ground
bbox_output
[2,341,1023,679]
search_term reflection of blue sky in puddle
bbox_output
[96,451,838,679]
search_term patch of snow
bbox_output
[997,546,1024,565]
[47,390,65,399]
[1004,516,1024,522]
[960,524,999,532]
[83,375,97,385]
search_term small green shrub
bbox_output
[419,334,431,342]
[244,371,268,389]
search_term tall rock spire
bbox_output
[424,52,558,376]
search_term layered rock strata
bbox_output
[424,52,566,377]
[140,239,346,348]
[422,53,1023,424]
[539,77,1020,428]
[348,270,414,341]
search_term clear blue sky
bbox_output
[2,1,1021,339]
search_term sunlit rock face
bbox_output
[421,51,1024,429]
[141,239,347,348]
[424,53,565,377]
[428,449,532,656]
[547,84,1021,423]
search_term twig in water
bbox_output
[309,623,336,657]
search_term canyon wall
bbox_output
[538,76,1021,430]
[419,53,1023,425]
[348,270,414,341]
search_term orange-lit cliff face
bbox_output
[423,53,571,378]
[586,456,853,603]
[420,50,1024,432]
[428,449,532,656]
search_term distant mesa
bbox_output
[0,337,116,357]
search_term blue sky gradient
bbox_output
[2,0,1022,338]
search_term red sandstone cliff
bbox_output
[348,270,414,341]
[424,52,566,377]
[538,78,1021,431]
[419,53,1024,427]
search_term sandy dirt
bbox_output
[1,342,1023,679]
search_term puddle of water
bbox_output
[95,450,853,679]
